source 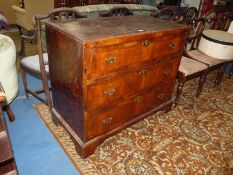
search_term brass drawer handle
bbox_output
[102,117,112,125]
[168,43,176,49]
[134,95,143,102]
[105,56,118,64]
[163,68,171,76]
[143,40,151,47]
[104,88,116,96]
[138,68,147,75]
[157,93,165,100]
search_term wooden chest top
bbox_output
[46,16,188,47]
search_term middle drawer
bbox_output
[85,57,180,112]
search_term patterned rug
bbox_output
[35,73,233,175]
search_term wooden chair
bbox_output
[223,13,233,31]
[185,18,206,50]
[175,18,209,106]
[207,16,226,30]
[203,11,232,31]
[203,9,217,20]
[229,64,233,78]
[120,0,140,4]
[99,7,133,17]
[226,14,233,78]
[204,13,233,80]
[12,0,54,56]
[203,9,217,29]
[181,7,198,25]
[186,19,230,87]
[20,8,86,109]
[153,7,174,20]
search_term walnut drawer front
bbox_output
[86,57,180,112]
[86,31,184,78]
[85,84,173,141]
[158,35,184,58]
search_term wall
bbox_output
[0,0,20,24]
[184,0,201,9]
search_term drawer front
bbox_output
[85,84,173,141]
[86,57,180,112]
[86,31,184,78]
[158,35,184,58]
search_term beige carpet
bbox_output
[35,73,233,175]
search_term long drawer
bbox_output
[86,30,185,79]
[85,84,173,141]
[85,57,180,112]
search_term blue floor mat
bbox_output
[5,74,79,175]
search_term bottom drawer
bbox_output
[85,84,174,141]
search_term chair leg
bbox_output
[214,65,225,87]
[20,68,29,98]
[5,104,15,122]
[17,26,25,56]
[196,73,207,97]
[51,110,60,126]
[40,72,53,109]
[175,73,186,107]
[229,63,233,78]
[44,84,52,109]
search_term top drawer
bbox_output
[85,30,185,79]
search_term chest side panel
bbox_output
[46,25,85,141]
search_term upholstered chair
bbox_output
[175,18,209,106]
[0,34,19,121]
[12,0,54,55]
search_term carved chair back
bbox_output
[154,7,174,20]
[203,9,217,29]
[20,8,86,108]
[221,13,233,31]
[185,18,206,51]
[182,7,198,25]
[99,7,133,17]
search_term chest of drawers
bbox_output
[46,16,188,157]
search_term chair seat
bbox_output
[179,56,208,76]
[187,49,224,66]
[20,53,49,73]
